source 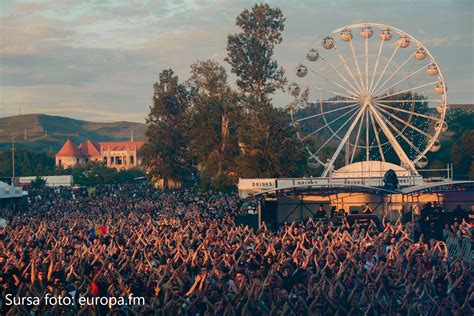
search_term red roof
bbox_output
[80,139,101,156]
[98,141,144,151]
[56,139,82,157]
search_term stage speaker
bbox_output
[261,198,278,230]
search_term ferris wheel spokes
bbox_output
[365,35,369,92]
[348,39,366,92]
[370,106,417,173]
[312,86,358,100]
[370,44,400,96]
[296,102,359,122]
[372,52,416,97]
[320,56,362,96]
[373,99,440,103]
[333,46,365,94]
[321,106,368,177]
[309,69,360,97]
[373,81,439,101]
[371,105,424,155]
[372,102,434,140]
[313,107,363,156]
[313,100,360,103]
[374,64,429,98]
[369,38,385,93]
[374,100,441,122]
[302,105,360,140]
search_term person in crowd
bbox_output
[314,204,326,220]
[362,203,373,214]
[0,184,472,315]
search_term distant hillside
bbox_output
[0,114,146,153]
[449,104,474,112]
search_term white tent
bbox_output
[0,181,24,199]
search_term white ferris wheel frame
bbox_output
[290,22,448,177]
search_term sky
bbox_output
[0,0,473,122]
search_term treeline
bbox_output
[427,108,474,180]
[143,4,306,189]
[0,149,57,182]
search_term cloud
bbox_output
[0,0,472,123]
[423,36,464,47]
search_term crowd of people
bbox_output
[0,184,472,315]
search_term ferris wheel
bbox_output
[288,23,448,177]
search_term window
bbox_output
[103,156,107,164]
[58,159,62,166]
[76,158,80,164]
[130,156,134,164]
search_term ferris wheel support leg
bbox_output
[350,110,365,163]
[365,108,370,161]
[321,106,367,178]
[370,106,418,175]
[368,108,386,162]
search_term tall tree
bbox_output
[143,69,194,187]
[226,3,286,111]
[187,60,240,181]
[226,3,306,177]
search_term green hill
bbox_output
[0,114,146,153]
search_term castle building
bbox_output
[55,139,144,170]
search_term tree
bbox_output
[236,107,307,177]
[187,60,240,181]
[71,163,118,186]
[30,176,46,189]
[451,130,474,179]
[0,149,55,181]
[226,4,306,177]
[226,3,286,111]
[143,69,195,188]
[427,108,473,179]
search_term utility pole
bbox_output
[11,136,15,186]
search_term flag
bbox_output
[91,281,99,297]
[94,225,107,235]
[98,226,107,235]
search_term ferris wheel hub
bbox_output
[360,94,372,106]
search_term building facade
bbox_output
[55,139,144,170]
